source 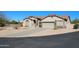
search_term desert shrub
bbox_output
[10,20,18,24]
[0,13,8,27]
[0,23,5,27]
[14,27,18,29]
[0,18,6,27]
[71,19,79,24]
[73,24,79,29]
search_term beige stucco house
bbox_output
[22,15,71,29]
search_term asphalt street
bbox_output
[0,31,79,48]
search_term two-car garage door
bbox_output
[42,22,54,29]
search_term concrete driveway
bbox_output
[0,31,79,48]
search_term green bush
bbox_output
[73,24,79,29]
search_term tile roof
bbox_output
[24,15,70,21]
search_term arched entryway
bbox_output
[29,19,39,29]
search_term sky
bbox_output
[2,11,79,21]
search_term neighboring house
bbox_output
[22,15,71,29]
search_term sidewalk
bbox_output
[0,27,79,37]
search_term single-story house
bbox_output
[22,15,71,29]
